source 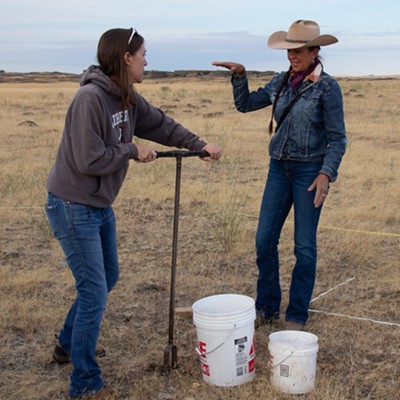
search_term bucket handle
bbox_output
[270,351,294,369]
[195,326,236,357]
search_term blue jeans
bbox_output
[45,193,119,398]
[255,158,323,325]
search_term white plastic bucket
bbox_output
[192,294,256,387]
[268,330,319,394]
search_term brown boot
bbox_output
[92,386,115,399]
[284,320,305,331]
[53,336,106,365]
[80,385,116,399]
[255,310,280,329]
[71,385,118,400]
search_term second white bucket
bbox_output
[268,330,319,394]
[192,294,256,387]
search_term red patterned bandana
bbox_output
[290,58,321,92]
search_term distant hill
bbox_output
[0,70,398,83]
[0,70,276,83]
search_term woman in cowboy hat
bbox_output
[213,20,347,330]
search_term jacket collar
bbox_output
[307,62,323,83]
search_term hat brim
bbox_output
[267,31,338,49]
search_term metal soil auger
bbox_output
[156,149,210,372]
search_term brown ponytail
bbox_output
[97,28,144,109]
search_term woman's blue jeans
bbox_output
[255,158,323,325]
[45,193,119,398]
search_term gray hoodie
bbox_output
[47,65,207,208]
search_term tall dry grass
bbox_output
[0,74,399,400]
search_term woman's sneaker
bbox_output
[70,385,116,399]
[255,310,279,329]
[53,340,70,364]
[53,337,106,364]
[284,320,306,331]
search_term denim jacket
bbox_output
[231,71,346,182]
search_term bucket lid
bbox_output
[192,294,255,317]
[269,330,318,348]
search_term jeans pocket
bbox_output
[45,203,61,239]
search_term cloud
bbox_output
[1,28,399,75]
[1,1,399,75]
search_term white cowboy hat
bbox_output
[268,20,338,49]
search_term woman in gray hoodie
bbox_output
[45,27,221,399]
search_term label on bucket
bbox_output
[270,353,290,377]
[201,361,211,377]
[234,336,255,377]
[248,338,256,374]
[198,341,211,376]
[198,335,255,380]
[280,364,290,377]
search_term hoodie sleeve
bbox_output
[132,93,207,150]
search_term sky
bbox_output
[1,0,399,76]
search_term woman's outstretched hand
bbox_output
[212,61,246,77]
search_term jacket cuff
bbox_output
[319,166,337,183]
[190,139,207,151]
[231,72,247,83]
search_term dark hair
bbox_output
[97,28,144,109]
[268,46,321,135]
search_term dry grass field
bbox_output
[0,71,399,400]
